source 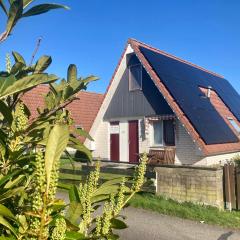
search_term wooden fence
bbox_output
[223,163,240,210]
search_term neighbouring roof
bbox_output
[127,39,240,155]
[21,85,104,135]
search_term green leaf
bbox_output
[69,137,92,161]
[92,185,120,198]
[0,73,58,100]
[0,0,8,15]
[23,0,34,8]
[72,128,93,141]
[62,85,74,100]
[65,231,86,240]
[0,204,15,220]
[100,177,127,188]
[12,51,26,65]
[45,124,69,193]
[65,201,83,226]
[0,75,15,96]
[0,170,21,187]
[79,75,99,86]
[51,199,66,212]
[69,144,92,162]
[67,64,77,84]
[4,175,25,189]
[6,0,23,35]
[0,236,16,240]
[10,62,25,75]
[57,182,71,190]
[90,194,110,203]
[68,185,80,202]
[0,216,17,237]
[0,138,6,160]
[107,233,120,240]
[22,3,69,17]
[34,55,52,73]
[110,218,128,229]
[0,100,13,124]
[64,218,80,232]
[0,187,25,202]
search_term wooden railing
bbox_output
[147,147,176,165]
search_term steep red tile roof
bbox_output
[21,85,49,118]
[128,38,240,155]
[100,38,240,156]
[21,85,104,135]
[200,87,240,137]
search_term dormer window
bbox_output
[228,117,240,134]
[129,64,142,91]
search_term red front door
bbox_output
[128,120,139,163]
[110,122,119,162]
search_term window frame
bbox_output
[150,120,164,147]
[128,64,143,91]
[227,117,240,134]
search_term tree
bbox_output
[0,1,147,239]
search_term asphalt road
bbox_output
[117,207,240,240]
[56,191,240,240]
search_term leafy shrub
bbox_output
[231,154,240,167]
[0,1,147,239]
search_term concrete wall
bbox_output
[155,166,224,209]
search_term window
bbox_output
[228,118,240,134]
[152,121,163,146]
[150,120,175,147]
[129,64,142,91]
[163,120,175,146]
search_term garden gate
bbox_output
[223,163,240,210]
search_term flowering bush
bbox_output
[0,1,147,239]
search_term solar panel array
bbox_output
[139,46,240,144]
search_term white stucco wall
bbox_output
[91,120,109,160]
[91,117,240,166]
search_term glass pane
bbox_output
[163,120,175,146]
[153,121,163,145]
[229,119,240,133]
[129,65,142,90]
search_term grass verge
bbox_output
[129,193,240,229]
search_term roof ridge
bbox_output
[128,38,224,79]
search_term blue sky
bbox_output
[0,0,240,94]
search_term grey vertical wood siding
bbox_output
[104,53,173,120]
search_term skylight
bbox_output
[228,118,240,134]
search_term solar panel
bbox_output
[139,46,239,144]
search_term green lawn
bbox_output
[129,193,240,229]
[59,172,127,181]
[59,160,129,185]
[60,159,240,229]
